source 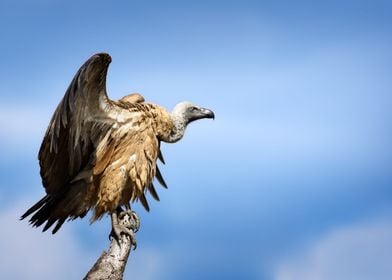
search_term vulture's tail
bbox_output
[20,194,67,234]
[20,182,91,234]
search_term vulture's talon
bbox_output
[130,210,140,233]
[118,210,140,232]
[110,223,137,249]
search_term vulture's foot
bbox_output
[110,211,138,250]
[119,210,140,233]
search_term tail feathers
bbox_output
[21,182,92,234]
[20,195,50,220]
[46,217,66,234]
[21,194,64,233]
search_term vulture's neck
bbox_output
[164,113,187,143]
[150,103,189,143]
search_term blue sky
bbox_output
[0,1,391,279]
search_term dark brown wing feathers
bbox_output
[155,165,168,189]
[148,183,160,201]
[139,194,150,212]
[158,146,165,164]
[40,54,113,195]
[22,54,114,232]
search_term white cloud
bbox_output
[274,219,392,280]
[0,195,169,280]
[0,199,92,280]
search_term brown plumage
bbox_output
[21,53,214,234]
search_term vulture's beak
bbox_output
[200,108,215,120]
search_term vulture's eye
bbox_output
[190,106,198,112]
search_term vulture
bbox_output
[21,53,214,244]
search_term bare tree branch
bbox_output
[84,212,136,280]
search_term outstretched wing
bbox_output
[39,53,116,195]
[21,53,134,232]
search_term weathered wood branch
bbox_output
[84,213,136,280]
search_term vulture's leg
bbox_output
[110,209,137,249]
[107,206,123,240]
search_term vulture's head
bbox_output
[166,101,214,143]
[172,101,215,125]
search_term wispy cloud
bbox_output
[273,218,392,280]
[0,199,93,280]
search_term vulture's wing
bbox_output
[22,53,127,232]
[39,53,119,195]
